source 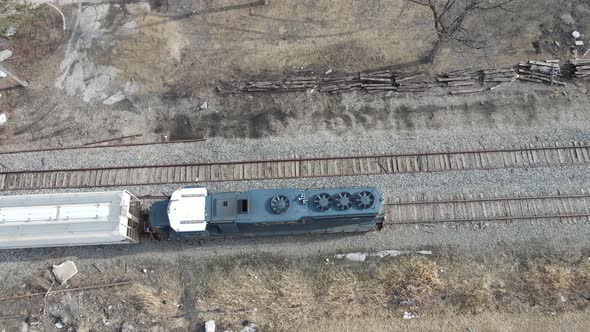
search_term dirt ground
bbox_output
[0,0,589,147]
[1,251,589,331]
[1,0,590,331]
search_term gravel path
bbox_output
[1,126,590,172]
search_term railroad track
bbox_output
[0,138,206,156]
[1,142,590,191]
[387,191,590,224]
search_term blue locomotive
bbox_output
[148,187,386,239]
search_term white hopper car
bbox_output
[0,191,142,249]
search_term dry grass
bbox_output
[444,273,494,314]
[377,256,442,305]
[199,267,315,331]
[320,266,388,319]
[187,255,590,331]
[523,259,590,310]
[524,263,572,306]
[129,283,181,321]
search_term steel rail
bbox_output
[384,193,590,206]
[387,191,590,225]
[0,138,206,155]
[1,142,590,191]
[394,213,590,225]
[1,142,588,174]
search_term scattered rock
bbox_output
[575,4,590,14]
[199,101,208,110]
[103,91,126,105]
[241,323,257,332]
[4,27,15,37]
[205,320,215,332]
[126,2,151,16]
[0,50,12,62]
[142,268,147,274]
[560,12,575,25]
[103,82,138,105]
[52,260,78,285]
[0,70,6,78]
[400,299,417,306]
[121,323,135,332]
[54,321,64,329]
[0,113,6,126]
[403,311,416,319]
[560,296,567,302]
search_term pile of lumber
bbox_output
[221,60,578,95]
[517,60,565,86]
[283,75,317,90]
[567,59,590,79]
[395,72,432,92]
[438,68,484,95]
[319,73,361,93]
[360,70,396,92]
[482,66,515,83]
[437,68,476,88]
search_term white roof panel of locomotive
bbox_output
[167,187,207,233]
[0,191,140,249]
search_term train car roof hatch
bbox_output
[168,187,207,232]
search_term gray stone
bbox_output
[560,12,575,25]
[0,50,12,62]
[103,92,126,105]
[575,4,590,14]
[126,2,151,16]
[4,27,15,37]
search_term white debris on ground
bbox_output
[52,260,78,284]
[334,250,432,262]
[103,81,139,105]
[204,320,215,332]
[241,323,257,332]
[4,27,15,37]
[0,50,12,62]
[337,252,367,262]
[0,113,6,126]
[403,311,417,319]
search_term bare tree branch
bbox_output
[407,0,517,42]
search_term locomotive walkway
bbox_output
[1,142,590,191]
